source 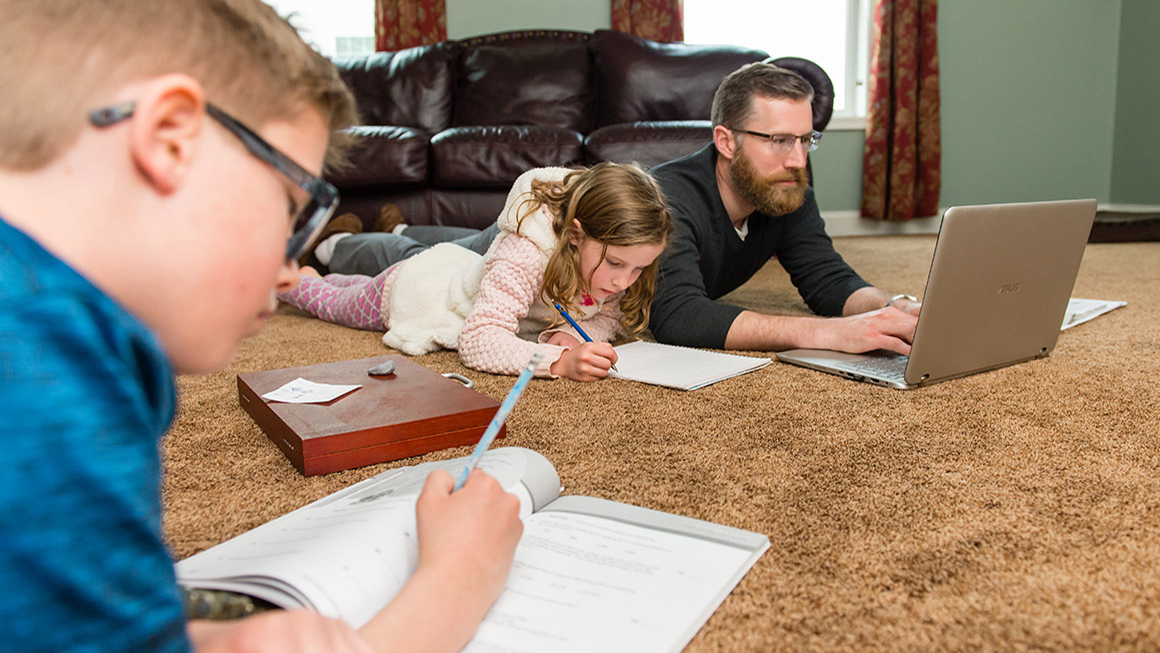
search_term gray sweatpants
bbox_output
[328,223,502,276]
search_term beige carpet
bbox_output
[163,237,1160,651]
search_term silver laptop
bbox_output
[776,199,1097,389]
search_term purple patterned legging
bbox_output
[278,271,389,331]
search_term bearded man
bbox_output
[647,62,921,353]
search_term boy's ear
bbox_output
[713,124,737,161]
[128,75,205,194]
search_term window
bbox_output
[683,0,871,126]
[262,0,376,59]
[335,36,376,58]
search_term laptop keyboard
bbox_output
[838,353,909,381]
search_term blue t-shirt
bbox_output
[0,216,190,652]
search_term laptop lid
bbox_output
[776,199,1096,388]
[902,198,1095,386]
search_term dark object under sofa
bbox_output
[328,29,834,230]
[1088,207,1160,242]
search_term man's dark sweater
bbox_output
[649,144,869,348]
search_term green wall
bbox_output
[444,0,1156,211]
[938,0,1121,208]
[810,0,1156,212]
[1110,0,1160,204]
[446,0,609,38]
[811,131,866,211]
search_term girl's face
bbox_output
[571,227,665,302]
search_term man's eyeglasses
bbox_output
[730,128,823,155]
[89,101,339,263]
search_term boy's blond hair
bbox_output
[0,0,358,172]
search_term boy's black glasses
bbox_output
[89,101,339,263]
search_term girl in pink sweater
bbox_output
[279,162,672,382]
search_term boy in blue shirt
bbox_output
[0,1,522,652]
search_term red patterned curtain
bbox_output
[860,0,941,221]
[611,0,683,42]
[375,0,446,51]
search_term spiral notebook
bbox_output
[609,341,771,391]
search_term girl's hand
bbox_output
[545,331,581,348]
[550,342,618,381]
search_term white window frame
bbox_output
[684,0,873,131]
[261,0,376,59]
[830,0,873,130]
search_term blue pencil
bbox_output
[452,351,542,491]
[553,302,618,372]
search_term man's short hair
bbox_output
[0,0,359,171]
[710,62,815,130]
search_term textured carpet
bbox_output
[163,237,1160,651]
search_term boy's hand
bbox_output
[413,469,523,603]
[549,342,618,381]
[190,610,375,653]
[357,469,523,652]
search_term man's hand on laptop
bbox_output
[813,307,918,356]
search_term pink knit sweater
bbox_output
[458,206,624,378]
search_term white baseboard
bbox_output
[821,210,941,237]
[1097,203,1160,214]
[822,202,1160,237]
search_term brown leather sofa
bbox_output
[328,29,834,229]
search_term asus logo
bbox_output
[998,283,1021,295]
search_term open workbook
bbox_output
[176,447,769,653]
[610,340,772,390]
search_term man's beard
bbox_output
[728,148,809,216]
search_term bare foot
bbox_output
[299,265,322,278]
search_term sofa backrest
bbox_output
[452,30,593,133]
[333,30,835,135]
[333,41,459,133]
[590,29,769,127]
[769,56,835,133]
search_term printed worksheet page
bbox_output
[465,497,768,653]
[1061,298,1127,330]
[176,448,560,627]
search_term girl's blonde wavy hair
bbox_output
[515,162,673,336]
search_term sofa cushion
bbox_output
[430,126,584,188]
[453,38,592,132]
[430,191,510,230]
[327,126,428,190]
[333,42,458,132]
[584,121,713,169]
[591,29,768,126]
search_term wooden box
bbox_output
[237,355,502,476]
